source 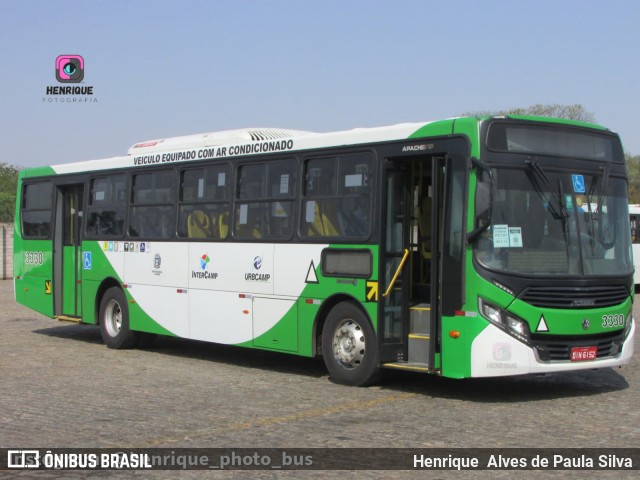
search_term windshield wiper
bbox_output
[595,164,610,219]
[585,164,611,252]
[525,157,567,220]
[557,176,580,271]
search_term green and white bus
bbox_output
[14,116,635,386]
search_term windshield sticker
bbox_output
[493,225,510,248]
[493,225,523,248]
[565,195,574,211]
[572,174,586,193]
[508,227,523,247]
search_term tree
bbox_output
[0,163,20,222]
[463,103,596,123]
[626,153,640,204]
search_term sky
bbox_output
[1,0,639,168]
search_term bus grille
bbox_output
[519,285,629,309]
[531,331,626,361]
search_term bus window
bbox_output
[129,171,176,239]
[178,165,231,239]
[302,153,372,239]
[234,161,296,240]
[86,175,126,237]
[21,182,53,239]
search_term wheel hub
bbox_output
[104,299,122,337]
[332,319,365,369]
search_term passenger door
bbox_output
[53,184,84,318]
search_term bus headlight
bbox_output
[478,298,531,345]
[479,299,503,326]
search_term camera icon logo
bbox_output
[55,55,84,83]
[492,342,512,361]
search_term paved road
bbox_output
[1,279,638,479]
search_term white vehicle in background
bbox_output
[630,204,640,288]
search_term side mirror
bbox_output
[467,159,493,244]
[475,180,491,222]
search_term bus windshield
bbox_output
[474,165,633,277]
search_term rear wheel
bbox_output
[99,287,138,349]
[321,302,379,386]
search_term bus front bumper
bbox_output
[470,320,635,377]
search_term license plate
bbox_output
[570,346,597,361]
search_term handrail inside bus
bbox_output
[382,248,410,298]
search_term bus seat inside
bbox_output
[188,210,211,238]
[219,212,229,238]
[306,200,340,237]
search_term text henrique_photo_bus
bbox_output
[14,116,635,386]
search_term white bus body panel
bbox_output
[102,242,326,345]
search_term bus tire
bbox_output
[99,287,138,349]
[321,302,379,386]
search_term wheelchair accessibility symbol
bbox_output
[572,174,585,193]
[83,251,92,270]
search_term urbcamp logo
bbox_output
[192,254,218,280]
[44,54,97,103]
[245,255,271,282]
[200,254,211,270]
[56,55,84,83]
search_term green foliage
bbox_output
[626,153,640,204]
[464,103,596,123]
[0,163,20,222]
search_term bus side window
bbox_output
[302,158,338,238]
[178,165,231,240]
[86,175,126,237]
[21,182,54,238]
[302,153,372,239]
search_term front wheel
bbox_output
[321,302,379,386]
[99,286,138,349]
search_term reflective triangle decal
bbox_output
[536,315,549,332]
[305,260,319,284]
